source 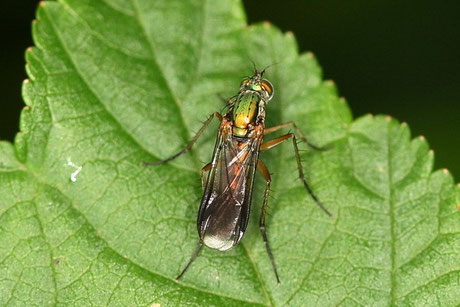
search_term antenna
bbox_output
[261,62,280,75]
[250,58,258,75]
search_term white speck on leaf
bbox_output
[66,157,82,182]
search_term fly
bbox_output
[144,67,332,283]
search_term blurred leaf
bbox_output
[0,0,459,306]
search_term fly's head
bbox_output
[240,68,274,102]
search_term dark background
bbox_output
[1,1,459,179]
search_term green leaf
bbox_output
[1,0,459,305]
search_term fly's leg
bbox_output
[200,162,212,190]
[264,121,329,151]
[175,242,203,281]
[143,112,223,166]
[257,160,280,283]
[261,134,332,217]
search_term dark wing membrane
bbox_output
[198,133,261,251]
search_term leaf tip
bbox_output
[419,135,425,141]
[263,21,271,28]
[306,51,314,58]
[245,24,254,32]
[24,78,30,84]
[39,1,46,7]
[366,113,374,118]
[442,168,449,174]
[385,115,392,121]
[14,131,27,163]
[401,121,407,126]
[339,97,346,103]
[286,31,294,37]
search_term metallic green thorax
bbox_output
[232,92,260,137]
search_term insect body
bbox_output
[144,68,331,282]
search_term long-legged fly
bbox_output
[144,68,332,283]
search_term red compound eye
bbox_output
[261,80,274,100]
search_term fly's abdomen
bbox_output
[198,135,258,251]
[200,207,243,251]
[199,186,248,251]
[198,139,255,251]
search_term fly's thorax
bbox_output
[231,91,262,137]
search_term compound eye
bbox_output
[261,80,274,100]
[240,78,250,88]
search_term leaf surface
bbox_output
[0,0,459,306]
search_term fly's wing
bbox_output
[198,134,260,251]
